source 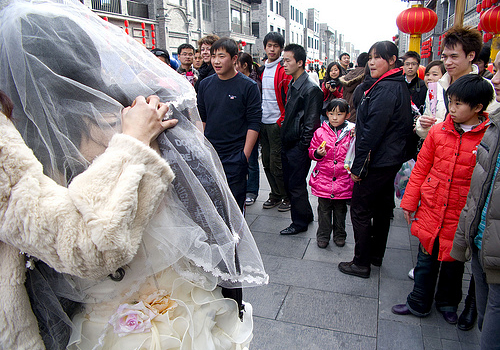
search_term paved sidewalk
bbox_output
[243,164,481,350]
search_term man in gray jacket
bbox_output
[451,52,500,349]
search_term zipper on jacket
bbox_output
[359,150,371,177]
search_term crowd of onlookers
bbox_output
[155,26,500,350]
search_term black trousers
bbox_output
[317,197,348,242]
[351,165,400,267]
[219,151,248,211]
[281,144,314,230]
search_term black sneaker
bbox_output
[263,198,281,209]
[277,200,291,212]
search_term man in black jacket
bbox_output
[279,44,323,235]
[402,51,427,113]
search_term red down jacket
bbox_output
[401,115,489,261]
[308,121,355,200]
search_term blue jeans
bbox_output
[406,238,464,316]
[471,247,500,350]
[246,140,259,196]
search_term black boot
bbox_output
[458,280,477,331]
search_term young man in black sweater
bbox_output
[197,38,261,210]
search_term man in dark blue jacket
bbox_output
[279,44,322,235]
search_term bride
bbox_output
[0,0,268,349]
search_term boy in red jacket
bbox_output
[392,75,494,323]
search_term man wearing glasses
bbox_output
[402,51,427,113]
[177,43,199,87]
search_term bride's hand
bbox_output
[121,95,178,145]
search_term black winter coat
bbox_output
[352,68,413,178]
[281,71,323,150]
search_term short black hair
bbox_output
[425,60,445,75]
[326,98,350,114]
[151,48,170,64]
[339,52,350,60]
[446,74,494,113]
[402,51,421,64]
[177,43,195,55]
[478,46,491,65]
[210,37,238,57]
[283,44,306,67]
[263,32,285,48]
[357,52,369,67]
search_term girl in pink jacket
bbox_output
[309,99,355,248]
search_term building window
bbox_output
[278,0,282,15]
[270,24,274,32]
[202,0,211,21]
[252,22,260,38]
[231,8,241,24]
[300,12,303,25]
[242,11,249,28]
[192,0,196,18]
[282,29,285,38]
[291,6,294,20]
[275,1,278,14]
[270,0,273,11]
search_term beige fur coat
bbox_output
[0,113,174,349]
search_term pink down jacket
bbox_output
[308,121,355,199]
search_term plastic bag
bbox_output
[394,159,416,199]
[344,136,356,174]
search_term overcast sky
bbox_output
[315,0,409,53]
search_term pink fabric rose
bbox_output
[109,301,155,337]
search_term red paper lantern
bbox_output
[152,45,155,49]
[480,5,500,34]
[151,32,155,38]
[142,37,146,44]
[396,6,438,35]
[141,22,145,29]
[482,1,488,9]
[241,41,246,47]
[125,28,129,35]
[124,20,129,27]
[142,30,146,37]
[103,16,108,22]
[151,24,155,31]
[152,38,156,45]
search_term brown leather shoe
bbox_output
[334,238,345,247]
[338,261,370,278]
[317,241,329,248]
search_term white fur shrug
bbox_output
[0,113,174,350]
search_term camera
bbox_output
[326,78,341,89]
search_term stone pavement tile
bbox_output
[262,254,379,298]
[437,323,460,341]
[303,241,355,265]
[249,215,292,234]
[460,343,480,350]
[391,208,408,228]
[380,247,414,281]
[376,319,424,350]
[421,324,441,338]
[441,339,462,350]
[244,282,289,319]
[378,277,420,325]
[245,213,258,227]
[423,337,442,350]
[251,316,376,350]
[420,311,461,340]
[456,327,480,345]
[251,231,309,259]
[386,225,411,250]
[276,286,378,337]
